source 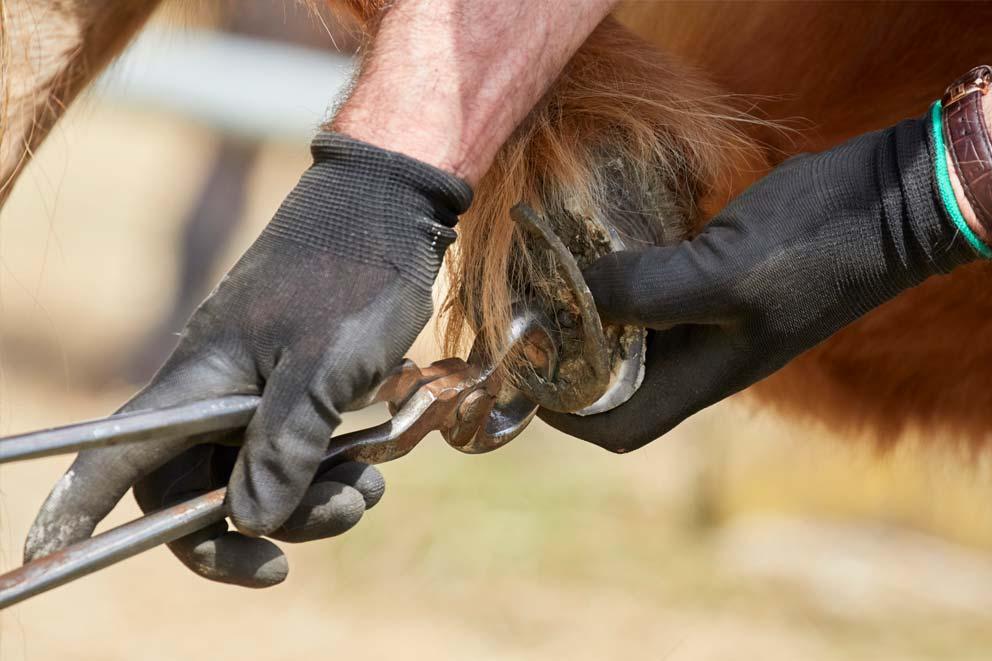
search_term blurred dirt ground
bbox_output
[3,103,992,660]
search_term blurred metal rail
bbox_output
[96,28,356,141]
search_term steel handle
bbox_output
[0,489,228,609]
[0,396,260,463]
[0,416,411,610]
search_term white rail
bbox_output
[96,29,356,141]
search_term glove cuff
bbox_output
[264,133,473,290]
[309,132,473,226]
[882,112,982,278]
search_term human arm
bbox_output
[333,0,620,186]
[541,85,992,451]
[25,0,621,586]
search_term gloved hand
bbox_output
[25,133,472,587]
[541,112,984,452]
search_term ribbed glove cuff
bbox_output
[264,132,473,289]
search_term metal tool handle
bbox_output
[0,489,228,609]
[0,308,551,609]
[0,396,260,463]
[0,373,455,610]
[0,420,404,610]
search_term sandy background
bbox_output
[3,13,992,660]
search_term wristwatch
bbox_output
[942,65,992,238]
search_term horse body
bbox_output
[3,1,990,446]
[442,0,992,446]
[623,3,992,152]
[618,2,992,444]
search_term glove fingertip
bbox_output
[227,490,291,539]
[319,462,385,509]
[24,470,99,562]
[228,425,329,538]
[272,482,366,544]
[170,529,289,588]
[583,253,646,323]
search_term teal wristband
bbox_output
[930,101,992,259]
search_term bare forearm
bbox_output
[332,0,619,186]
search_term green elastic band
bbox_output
[930,101,992,259]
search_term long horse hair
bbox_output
[333,1,770,374]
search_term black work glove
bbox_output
[541,113,983,452]
[25,133,472,587]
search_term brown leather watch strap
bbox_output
[942,65,992,236]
